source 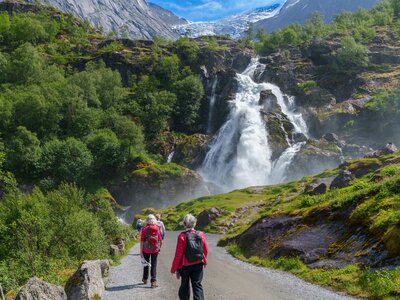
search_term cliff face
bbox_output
[24,0,180,39]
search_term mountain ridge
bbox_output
[22,0,181,39]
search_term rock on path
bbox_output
[103,232,356,300]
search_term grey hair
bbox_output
[183,214,197,229]
[146,214,157,225]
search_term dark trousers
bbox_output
[142,252,158,282]
[179,263,204,300]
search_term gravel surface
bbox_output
[103,232,357,300]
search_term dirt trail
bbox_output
[103,232,356,300]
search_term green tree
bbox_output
[156,54,181,85]
[0,12,10,38]
[8,43,45,84]
[12,89,61,139]
[0,96,12,131]
[9,16,49,45]
[131,76,177,139]
[336,36,369,74]
[174,36,200,64]
[63,210,107,259]
[85,129,124,177]
[111,114,145,155]
[94,198,123,242]
[6,127,41,179]
[39,138,93,183]
[173,75,205,129]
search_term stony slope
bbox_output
[23,0,180,39]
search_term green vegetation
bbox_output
[0,184,130,293]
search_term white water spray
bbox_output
[201,59,309,190]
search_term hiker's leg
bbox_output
[178,267,190,300]
[150,253,158,282]
[142,252,150,281]
[190,264,204,300]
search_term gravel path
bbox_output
[103,232,356,300]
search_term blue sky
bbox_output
[149,0,284,22]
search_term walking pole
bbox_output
[0,283,5,300]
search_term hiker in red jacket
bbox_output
[171,214,208,300]
[140,214,163,288]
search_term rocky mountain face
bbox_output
[24,0,180,39]
[255,0,379,32]
[148,3,188,27]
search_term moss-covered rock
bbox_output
[171,134,209,169]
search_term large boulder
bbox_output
[304,180,327,196]
[259,90,281,113]
[262,112,295,160]
[65,260,110,300]
[367,143,398,158]
[171,134,210,169]
[15,277,66,300]
[330,170,354,189]
[196,208,224,229]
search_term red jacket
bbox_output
[171,230,208,274]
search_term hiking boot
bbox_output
[142,279,148,285]
[151,281,158,288]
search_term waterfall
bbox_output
[207,75,218,134]
[269,142,306,184]
[167,150,175,163]
[201,59,273,191]
[201,58,310,191]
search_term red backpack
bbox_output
[144,225,160,251]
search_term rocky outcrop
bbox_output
[235,205,389,269]
[196,208,224,230]
[304,179,328,195]
[110,167,210,222]
[262,112,295,160]
[171,134,210,169]
[330,170,354,189]
[65,260,110,300]
[15,277,66,300]
[366,143,398,158]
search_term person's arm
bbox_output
[140,227,145,257]
[171,234,185,274]
[158,231,163,248]
[162,222,166,235]
[202,233,209,259]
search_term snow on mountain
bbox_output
[174,3,282,39]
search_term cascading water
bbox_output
[201,58,309,190]
[207,75,219,134]
[201,59,273,191]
